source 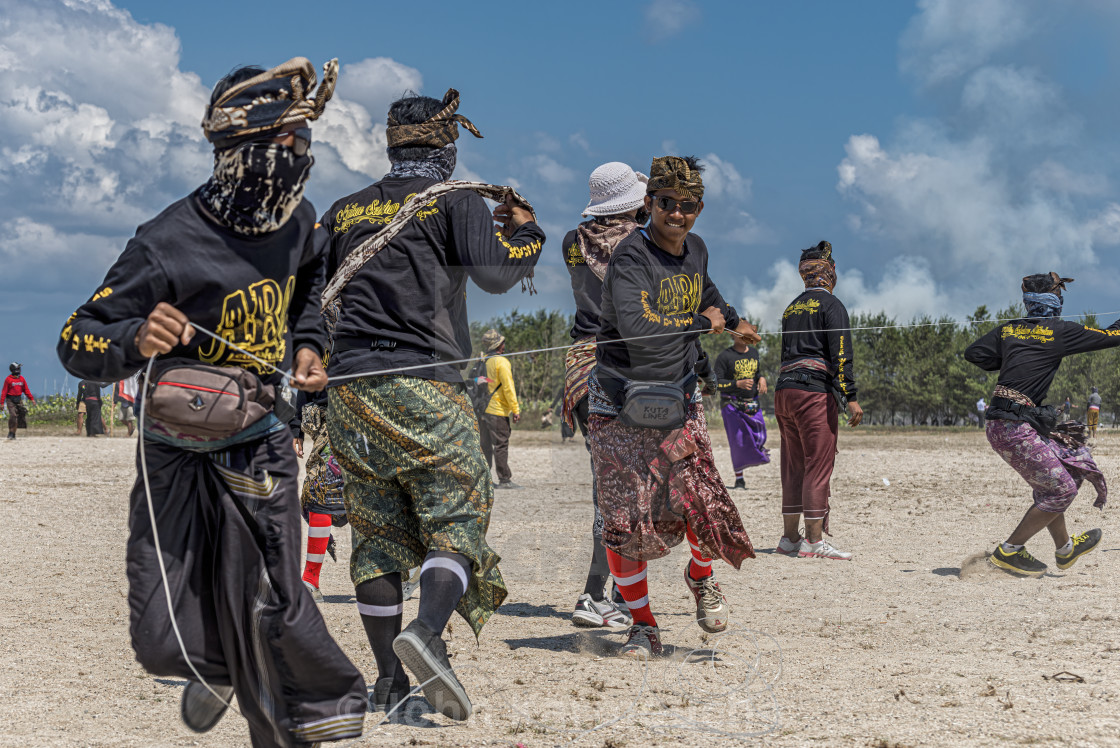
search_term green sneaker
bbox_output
[1055,529,1103,570]
[989,545,1047,577]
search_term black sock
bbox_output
[583,504,610,599]
[416,551,470,634]
[355,574,407,688]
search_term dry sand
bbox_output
[1,425,1118,747]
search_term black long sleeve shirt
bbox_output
[777,289,857,401]
[562,229,607,339]
[964,317,1120,406]
[322,176,546,383]
[596,230,739,382]
[715,345,761,399]
[57,193,326,386]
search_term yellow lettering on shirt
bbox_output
[656,273,702,316]
[199,277,297,373]
[90,287,113,302]
[495,232,543,260]
[565,242,585,266]
[783,298,821,319]
[733,357,758,379]
[333,194,439,233]
[1001,324,1054,343]
[83,334,111,354]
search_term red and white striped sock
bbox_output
[302,513,332,588]
[606,549,656,627]
[686,525,713,581]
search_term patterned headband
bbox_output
[1021,271,1074,295]
[386,88,484,149]
[202,57,338,147]
[646,156,705,200]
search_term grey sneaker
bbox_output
[571,593,632,629]
[181,681,234,733]
[496,480,521,490]
[620,624,663,658]
[303,579,324,604]
[775,536,803,556]
[393,619,472,721]
[684,568,729,632]
[798,539,853,561]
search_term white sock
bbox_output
[1000,542,1024,553]
[1057,538,1073,555]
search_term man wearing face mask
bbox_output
[588,156,759,658]
[57,59,366,746]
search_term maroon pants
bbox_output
[775,389,838,531]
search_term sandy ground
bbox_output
[1,424,1118,748]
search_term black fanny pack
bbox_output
[778,368,848,412]
[600,367,696,431]
[989,396,1059,438]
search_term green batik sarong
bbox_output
[327,375,507,637]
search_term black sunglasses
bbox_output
[650,195,700,215]
[269,126,311,156]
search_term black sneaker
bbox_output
[392,619,472,721]
[989,545,1047,577]
[1055,528,1103,570]
[180,681,234,733]
[733,477,745,490]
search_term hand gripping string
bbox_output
[138,354,240,716]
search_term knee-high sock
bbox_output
[302,512,332,588]
[583,497,611,599]
[417,551,470,634]
[686,525,713,581]
[606,549,655,627]
[356,574,407,687]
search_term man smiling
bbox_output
[588,155,759,658]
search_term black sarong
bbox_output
[126,426,366,746]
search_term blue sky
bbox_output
[4,0,1120,392]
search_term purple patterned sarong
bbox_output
[986,418,1107,512]
[721,400,770,471]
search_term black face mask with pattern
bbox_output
[198,142,313,235]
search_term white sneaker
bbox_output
[775,536,803,556]
[798,540,853,560]
[571,593,633,628]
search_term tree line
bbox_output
[472,305,1120,428]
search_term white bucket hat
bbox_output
[582,162,648,217]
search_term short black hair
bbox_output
[1022,273,1056,294]
[386,91,444,161]
[682,155,704,173]
[210,65,266,106]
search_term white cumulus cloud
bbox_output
[644,0,700,42]
[900,0,1033,86]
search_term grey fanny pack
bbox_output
[146,362,278,440]
[600,366,696,431]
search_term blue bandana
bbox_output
[1023,291,1063,319]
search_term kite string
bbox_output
[180,308,1120,386]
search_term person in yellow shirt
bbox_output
[479,329,521,488]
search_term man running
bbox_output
[965,273,1111,577]
[715,337,770,490]
[589,155,758,658]
[57,58,367,745]
[322,89,544,719]
[774,242,863,560]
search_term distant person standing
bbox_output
[715,339,770,490]
[1,363,33,440]
[976,396,986,428]
[76,380,104,437]
[1063,395,1073,418]
[479,329,521,489]
[114,373,139,437]
[774,241,863,560]
[1087,386,1102,439]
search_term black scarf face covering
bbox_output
[198,142,313,235]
